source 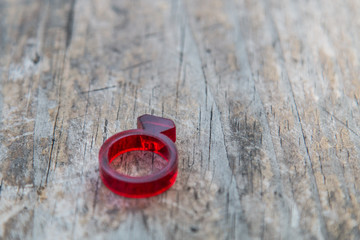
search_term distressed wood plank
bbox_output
[0,0,360,239]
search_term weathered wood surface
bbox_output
[1,0,360,239]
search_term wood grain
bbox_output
[0,0,360,239]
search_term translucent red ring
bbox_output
[98,115,178,198]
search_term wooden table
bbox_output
[1,0,360,239]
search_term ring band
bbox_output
[98,114,178,198]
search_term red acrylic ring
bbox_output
[99,114,178,198]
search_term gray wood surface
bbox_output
[1,0,360,239]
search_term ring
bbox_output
[98,114,178,198]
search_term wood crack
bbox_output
[65,0,76,49]
[121,60,152,71]
[320,107,360,138]
[45,106,60,185]
[80,85,116,94]
[0,178,3,199]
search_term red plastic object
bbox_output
[99,114,178,198]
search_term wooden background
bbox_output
[1,0,360,239]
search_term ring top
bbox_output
[137,114,176,142]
